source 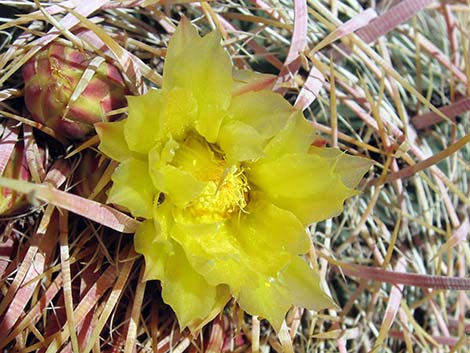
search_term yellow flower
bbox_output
[96,19,371,332]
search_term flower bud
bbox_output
[23,43,128,140]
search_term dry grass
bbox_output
[1,0,470,352]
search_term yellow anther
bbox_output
[185,165,249,223]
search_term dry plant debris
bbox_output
[0,0,469,352]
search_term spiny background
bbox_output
[0,0,469,352]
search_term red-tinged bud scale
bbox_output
[22,43,128,140]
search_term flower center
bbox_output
[172,134,250,223]
[185,165,249,223]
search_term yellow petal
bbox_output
[136,217,230,331]
[125,88,198,154]
[195,106,227,144]
[170,214,304,331]
[235,198,310,256]
[169,134,220,180]
[134,219,172,281]
[124,89,164,154]
[107,158,156,218]
[237,274,292,332]
[148,137,179,169]
[187,284,231,333]
[170,219,249,293]
[148,141,206,206]
[249,153,342,198]
[229,90,294,138]
[248,153,356,224]
[280,256,335,311]
[152,198,175,241]
[160,87,198,141]
[163,19,233,119]
[309,146,372,188]
[96,120,139,162]
[232,69,277,95]
[218,121,265,163]
[147,141,172,192]
[263,111,315,159]
[161,242,228,331]
[160,165,206,206]
[236,255,334,331]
